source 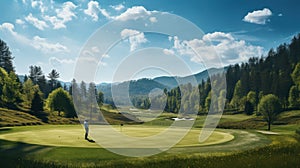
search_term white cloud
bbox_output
[0,22,69,54]
[84,1,100,21]
[99,8,111,19]
[31,0,47,13]
[44,1,77,29]
[16,19,25,25]
[43,15,64,29]
[78,51,107,66]
[49,57,75,67]
[0,23,17,36]
[243,8,272,25]
[56,2,77,22]
[110,4,125,11]
[163,49,175,55]
[115,6,152,21]
[0,23,32,45]
[149,17,157,23]
[278,13,283,17]
[84,1,111,21]
[121,29,148,51]
[32,36,69,53]
[170,32,264,67]
[25,13,48,30]
[203,32,234,41]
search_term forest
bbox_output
[157,34,300,116]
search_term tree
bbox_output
[46,88,76,118]
[31,90,44,113]
[80,81,87,98]
[258,94,281,131]
[22,79,40,107]
[0,67,8,107]
[0,39,14,73]
[288,85,300,108]
[0,70,21,107]
[87,82,97,120]
[291,62,300,86]
[230,80,243,109]
[47,69,60,91]
[247,91,257,107]
[29,65,43,85]
[244,101,254,115]
[97,91,104,106]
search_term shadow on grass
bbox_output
[0,127,12,132]
[0,139,53,167]
[86,138,95,143]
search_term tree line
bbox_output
[0,38,104,119]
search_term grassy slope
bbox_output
[0,108,43,126]
[0,106,143,127]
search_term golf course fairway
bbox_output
[0,125,234,148]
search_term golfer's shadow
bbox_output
[86,138,95,143]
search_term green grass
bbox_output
[0,125,234,148]
[0,109,300,167]
[0,135,298,168]
[0,125,273,167]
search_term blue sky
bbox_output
[0,0,299,82]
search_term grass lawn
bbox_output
[0,110,299,167]
[0,124,275,167]
[0,125,234,148]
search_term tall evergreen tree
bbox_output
[291,63,300,86]
[0,39,14,73]
[288,85,300,108]
[29,66,43,85]
[31,90,44,113]
[47,69,60,91]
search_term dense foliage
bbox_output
[258,94,281,130]
[46,88,76,118]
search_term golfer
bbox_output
[84,120,89,140]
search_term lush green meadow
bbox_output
[0,109,300,167]
[0,122,299,167]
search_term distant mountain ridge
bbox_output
[98,67,226,99]
[18,67,226,98]
[153,67,227,88]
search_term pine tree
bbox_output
[0,39,14,73]
[31,91,44,113]
[29,66,43,85]
[288,85,300,108]
[47,69,60,91]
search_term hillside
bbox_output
[98,78,168,103]
[0,108,43,127]
[0,107,143,127]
